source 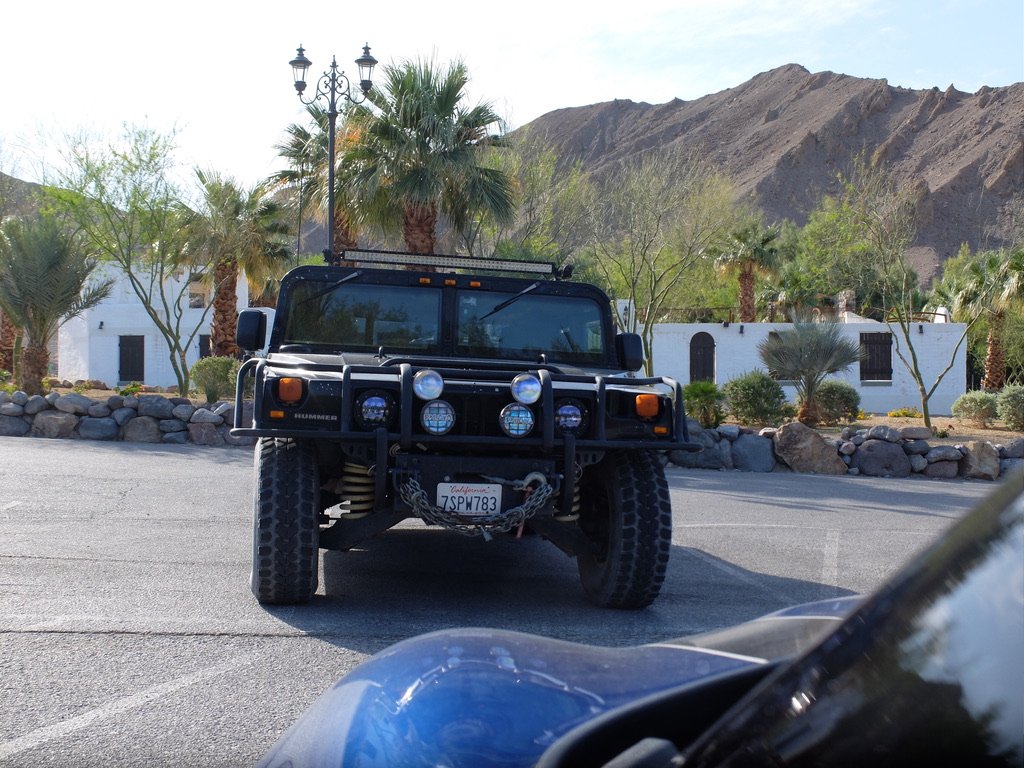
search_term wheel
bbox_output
[250,437,321,604]
[576,450,672,609]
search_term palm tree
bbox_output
[935,248,1024,390]
[192,170,291,358]
[758,315,863,426]
[267,104,362,258]
[0,215,112,395]
[0,309,17,374]
[343,58,515,254]
[715,223,780,322]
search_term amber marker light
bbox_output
[278,377,303,404]
[635,394,660,418]
[444,278,457,286]
[419,277,432,285]
[654,426,669,435]
[269,410,286,419]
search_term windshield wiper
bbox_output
[479,281,540,321]
[297,270,363,306]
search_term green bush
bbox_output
[997,384,1024,431]
[815,379,861,426]
[190,356,240,403]
[951,390,998,428]
[722,370,789,426]
[683,380,726,428]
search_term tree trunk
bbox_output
[210,258,240,359]
[333,208,358,259]
[402,202,437,255]
[0,309,18,373]
[19,343,48,397]
[981,310,1006,391]
[738,267,756,323]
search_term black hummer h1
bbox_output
[232,249,699,609]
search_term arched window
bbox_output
[689,331,716,382]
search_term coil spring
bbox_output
[339,461,375,515]
[554,464,582,522]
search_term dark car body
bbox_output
[258,470,1024,768]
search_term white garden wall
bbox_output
[651,318,967,416]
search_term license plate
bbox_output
[436,483,502,516]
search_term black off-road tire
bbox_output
[250,437,321,605]
[576,450,672,609]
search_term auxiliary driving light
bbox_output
[499,403,534,437]
[355,391,394,430]
[421,400,456,435]
[413,369,444,400]
[510,373,542,404]
[555,401,585,433]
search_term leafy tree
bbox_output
[714,221,780,322]
[931,246,1024,391]
[191,170,291,357]
[0,215,112,395]
[458,129,595,265]
[757,315,862,426]
[47,125,225,394]
[267,104,362,258]
[587,148,737,375]
[344,58,515,253]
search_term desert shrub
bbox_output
[996,384,1024,431]
[951,390,998,428]
[815,379,861,425]
[888,405,924,418]
[190,356,240,403]
[722,370,789,426]
[683,380,726,428]
[116,381,142,397]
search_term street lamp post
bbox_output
[289,43,377,265]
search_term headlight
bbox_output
[354,391,394,430]
[555,400,585,434]
[413,369,444,400]
[499,403,534,437]
[510,373,542,404]
[420,400,455,435]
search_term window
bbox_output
[689,332,715,382]
[189,287,207,309]
[860,332,892,381]
[199,335,211,359]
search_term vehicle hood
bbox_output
[257,600,855,768]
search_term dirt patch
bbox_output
[815,415,1021,447]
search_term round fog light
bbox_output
[421,400,455,435]
[413,369,444,400]
[499,403,534,437]
[556,403,583,432]
[510,373,542,404]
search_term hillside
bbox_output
[523,64,1023,283]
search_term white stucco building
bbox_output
[58,265,248,389]
[652,313,967,416]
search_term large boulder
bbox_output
[122,416,162,443]
[772,422,848,475]
[187,422,226,446]
[850,439,912,478]
[0,415,30,437]
[1001,438,1024,459]
[23,395,50,415]
[137,395,175,419]
[866,425,902,443]
[731,433,776,472]
[899,425,934,440]
[925,445,964,463]
[31,410,79,439]
[960,441,1000,481]
[923,460,960,479]
[78,416,119,441]
[54,393,95,415]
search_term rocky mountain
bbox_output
[523,64,1023,283]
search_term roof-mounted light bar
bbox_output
[340,249,557,276]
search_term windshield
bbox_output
[456,289,607,365]
[282,281,441,353]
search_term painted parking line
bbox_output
[0,654,254,761]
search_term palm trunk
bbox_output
[402,202,437,255]
[19,343,48,397]
[210,258,240,359]
[738,267,756,323]
[0,309,18,373]
[981,311,1006,391]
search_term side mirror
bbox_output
[616,332,645,373]
[236,309,267,352]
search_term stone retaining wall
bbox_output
[0,390,254,447]
[670,420,1024,481]
[3,389,1022,480]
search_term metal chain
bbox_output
[399,475,554,538]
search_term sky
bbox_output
[1,0,1021,189]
